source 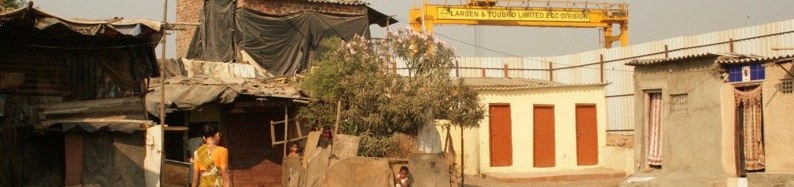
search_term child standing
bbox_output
[394,166,410,187]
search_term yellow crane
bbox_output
[410,0,629,48]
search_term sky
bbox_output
[30,0,794,58]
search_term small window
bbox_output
[727,64,765,82]
[782,79,793,94]
[670,93,688,114]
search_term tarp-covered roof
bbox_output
[145,76,304,115]
[0,5,163,93]
[0,5,162,49]
[460,77,609,91]
[1,5,162,132]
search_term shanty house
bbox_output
[0,6,162,187]
[165,0,396,186]
[449,77,614,175]
[626,53,794,186]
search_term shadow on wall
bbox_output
[83,131,146,186]
[9,127,65,186]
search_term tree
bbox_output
[1,0,26,13]
[299,29,485,157]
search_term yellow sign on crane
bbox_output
[410,0,629,48]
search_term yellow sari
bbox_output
[195,145,222,187]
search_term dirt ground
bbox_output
[461,175,624,187]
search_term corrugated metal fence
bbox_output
[397,19,794,132]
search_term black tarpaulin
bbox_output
[186,0,235,62]
[236,8,370,76]
[186,1,375,76]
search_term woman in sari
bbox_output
[191,124,231,187]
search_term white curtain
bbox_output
[646,93,663,166]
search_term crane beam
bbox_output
[410,0,629,48]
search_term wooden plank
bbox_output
[164,126,188,131]
[271,136,309,146]
[295,121,303,137]
[302,131,322,168]
[270,118,297,125]
[270,120,277,146]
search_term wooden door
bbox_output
[489,104,513,167]
[533,105,555,167]
[576,105,598,165]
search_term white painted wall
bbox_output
[472,85,608,173]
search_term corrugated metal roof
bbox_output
[716,54,794,64]
[459,77,609,91]
[306,0,369,6]
[625,52,767,66]
[625,53,719,66]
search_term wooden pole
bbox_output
[334,101,342,134]
[159,0,168,185]
[599,54,605,83]
[455,61,460,77]
[548,62,553,81]
[503,64,508,78]
[460,126,464,185]
[283,105,289,157]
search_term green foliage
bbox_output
[1,0,25,12]
[299,29,485,157]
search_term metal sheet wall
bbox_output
[393,19,794,131]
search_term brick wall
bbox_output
[176,0,202,58]
[226,111,287,186]
[175,0,368,58]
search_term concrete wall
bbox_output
[720,82,738,176]
[631,58,733,185]
[602,146,634,175]
[434,122,481,175]
[470,85,607,173]
[762,61,794,174]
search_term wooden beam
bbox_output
[272,136,309,146]
[164,126,188,131]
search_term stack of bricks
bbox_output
[175,0,369,58]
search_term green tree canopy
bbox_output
[299,29,485,157]
[1,0,26,12]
